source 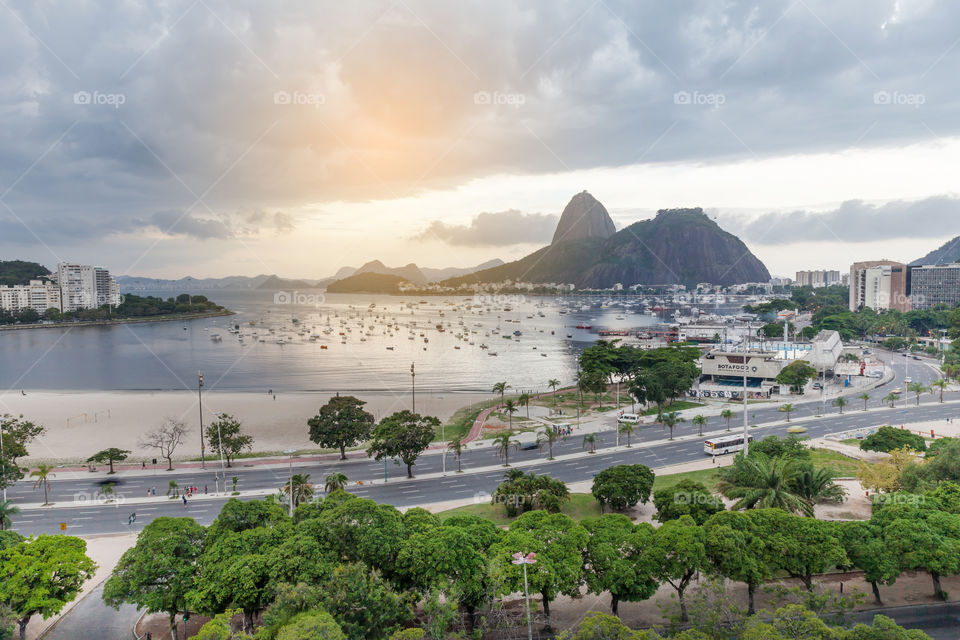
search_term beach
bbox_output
[0,389,491,464]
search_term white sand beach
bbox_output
[0,389,491,464]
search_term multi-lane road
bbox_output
[6,351,952,537]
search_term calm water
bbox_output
[0,291,665,393]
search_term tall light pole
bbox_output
[742,320,750,456]
[215,413,226,494]
[198,372,206,469]
[512,552,537,640]
[284,449,296,517]
[0,420,6,503]
[410,363,416,413]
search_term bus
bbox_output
[704,434,754,456]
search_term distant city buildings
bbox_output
[795,269,842,288]
[909,264,960,310]
[849,260,910,312]
[0,262,119,315]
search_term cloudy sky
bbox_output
[2,0,960,279]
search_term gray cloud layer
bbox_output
[723,196,960,245]
[417,210,558,246]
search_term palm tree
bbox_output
[716,453,812,516]
[618,422,636,448]
[792,464,846,509]
[281,473,314,508]
[492,432,519,466]
[582,433,600,454]
[503,399,518,428]
[548,379,561,405]
[662,411,684,441]
[931,378,948,403]
[324,472,348,494]
[447,438,466,472]
[30,464,55,505]
[692,415,707,437]
[779,404,795,422]
[907,381,930,406]
[537,427,559,460]
[492,381,510,407]
[883,392,900,408]
[858,393,871,411]
[721,409,734,431]
[518,392,532,419]
[0,500,20,531]
[832,397,848,415]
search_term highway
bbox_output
[6,352,953,536]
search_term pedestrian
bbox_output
[146,489,150,497]
[182,494,188,508]
[204,484,208,494]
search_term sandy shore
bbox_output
[0,389,491,464]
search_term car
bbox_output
[786,426,807,434]
[905,377,913,383]
[617,413,642,424]
[520,441,539,451]
[866,371,883,378]
[892,387,903,395]
[812,382,823,390]
[913,355,922,361]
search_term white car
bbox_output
[905,377,913,383]
[617,413,642,424]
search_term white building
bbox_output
[0,280,62,313]
[56,263,120,312]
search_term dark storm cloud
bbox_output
[721,196,960,245]
[416,210,558,246]
[2,0,960,260]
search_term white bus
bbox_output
[704,434,754,456]
[617,413,642,424]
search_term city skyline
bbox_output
[1,1,960,278]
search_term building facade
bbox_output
[56,263,120,312]
[910,264,960,310]
[0,280,62,313]
[849,261,910,312]
[795,270,842,288]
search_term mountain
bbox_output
[328,259,502,284]
[325,272,408,294]
[354,260,427,285]
[420,259,504,281]
[255,275,319,290]
[551,191,617,244]
[911,236,960,266]
[0,260,51,286]
[443,200,770,289]
[116,274,328,291]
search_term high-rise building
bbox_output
[56,263,120,312]
[795,270,842,288]
[849,261,909,312]
[910,264,960,310]
[0,280,62,313]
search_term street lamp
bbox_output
[284,449,296,518]
[410,363,416,413]
[198,371,206,470]
[0,420,6,503]
[512,552,537,640]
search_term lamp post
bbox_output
[742,321,750,456]
[512,552,537,640]
[215,413,226,494]
[284,449,296,517]
[410,363,416,413]
[198,371,206,470]
[0,420,5,503]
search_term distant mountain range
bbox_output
[442,192,770,289]
[912,236,960,266]
[116,259,503,292]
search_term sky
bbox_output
[2,0,960,279]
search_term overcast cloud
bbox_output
[416,210,558,246]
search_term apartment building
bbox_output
[849,260,910,312]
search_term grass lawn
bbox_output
[809,448,861,476]
[642,401,705,417]
[840,438,863,447]
[652,467,721,493]
[441,400,498,441]
[437,492,602,525]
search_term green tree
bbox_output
[0,501,18,532]
[716,453,812,516]
[860,426,926,453]
[779,404,795,422]
[654,479,724,525]
[721,409,735,431]
[931,378,948,403]
[907,381,930,407]
[277,610,346,640]
[548,379,561,404]
[858,393,871,411]
[104,518,205,640]
[503,399,518,428]
[776,361,818,394]
[307,396,375,460]
[748,510,847,592]
[367,411,439,479]
[29,464,55,505]
[492,432,519,466]
[280,474,314,509]
[704,511,774,614]
[537,426,560,460]
[519,392,532,418]
[662,411,684,441]
[492,381,510,406]
[832,397,848,414]
[581,515,658,616]
[491,511,589,633]
[0,535,96,640]
[591,464,655,512]
[447,437,466,472]
[0,415,45,492]
[618,422,637,448]
[86,448,131,474]
[324,473,347,494]
[319,563,412,640]
[582,433,600,454]
[883,392,900,408]
[650,515,708,622]
[692,414,708,436]
[206,414,253,468]
[838,521,899,605]
[883,511,960,600]
[555,612,651,639]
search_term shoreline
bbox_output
[0,309,234,331]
